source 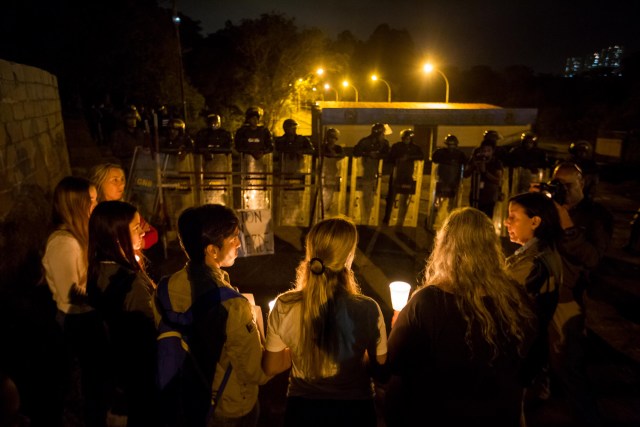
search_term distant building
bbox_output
[563,45,623,77]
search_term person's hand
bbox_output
[554,200,574,229]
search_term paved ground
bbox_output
[66,115,640,426]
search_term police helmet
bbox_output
[325,128,340,140]
[521,131,538,146]
[483,129,502,142]
[569,140,592,158]
[169,118,186,130]
[401,129,414,140]
[283,118,298,131]
[372,123,385,134]
[245,107,262,120]
[206,114,221,125]
[444,134,459,146]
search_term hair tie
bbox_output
[309,257,325,275]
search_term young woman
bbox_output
[89,163,158,249]
[385,207,536,427]
[86,200,157,426]
[155,204,269,427]
[263,217,388,427]
[504,192,563,407]
[42,176,107,427]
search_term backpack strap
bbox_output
[156,275,245,420]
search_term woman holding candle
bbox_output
[384,207,536,426]
[263,217,387,427]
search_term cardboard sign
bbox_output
[237,209,275,256]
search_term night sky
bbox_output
[176,0,639,74]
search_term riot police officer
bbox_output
[110,110,148,171]
[320,128,346,216]
[383,129,424,226]
[275,119,315,155]
[465,135,504,219]
[159,118,194,155]
[234,107,273,159]
[353,123,390,223]
[428,134,467,227]
[194,114,232,157]
[508,132,549,194]
[567,140,599,199]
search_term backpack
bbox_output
[155,275,243,426]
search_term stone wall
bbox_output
[0,58,70,219]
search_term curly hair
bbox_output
[423,207,535,359]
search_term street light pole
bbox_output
[172,0,187,120]
[324,84,339,101]
[342,80,359,102]
[371,75,391,102]
[423,64,450,103]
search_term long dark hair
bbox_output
[508,192,563,248]
[87,201,140,286]
[51,176,93,251]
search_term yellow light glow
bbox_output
[324,83,330,90]
[342,80,349,87]
[371,74,378,81]
[423,63,434,73]
[317,68,324,76]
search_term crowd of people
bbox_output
[1,102,620,427]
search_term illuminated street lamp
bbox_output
[423,63,450,103]
[324,83,339,101]
[371,75,391,102]
[294,68,326,111]
[342,80,359,102]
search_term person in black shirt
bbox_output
[427,134,467,229]
[234,107,273,160]
[382,129,423,226]
[353,123,390,224]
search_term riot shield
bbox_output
[200,153,233,206]
[492,174,511,237]
[318,156,348,219]
[510,166,550,197]
[161,152,197,240]
[387,160,424,228]
[349,157,383,226]
[276,153,313,226]
[125,146,160,222]
[240,153,273,210]
[425,162,464,230]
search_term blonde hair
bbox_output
[280,217,360,379]
[89,163,124,202]
[423,207,534,358]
